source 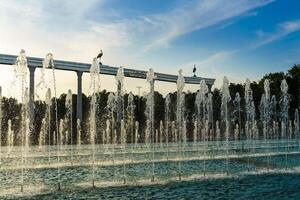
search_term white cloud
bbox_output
[252,20,300,49]
[256,30,265,38]
[181,50,239,88]
[0,0,274,59]
[0,0,133,60]
[142,0,274,51]
[0,0,274,95]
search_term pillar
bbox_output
[29,67,36,120]
[77,71,83,121]
[208,84,212,93]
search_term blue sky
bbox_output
[0,0,299,97]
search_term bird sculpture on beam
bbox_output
[193,64,197,77]
[97,50,103,65]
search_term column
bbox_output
[77,71,83,121]
[29,67,36,120]
[208,84,212,93]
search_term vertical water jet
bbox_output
[221,77,231,175]
[89,57,100,187]
[146,68,155,182]
[176,69,185,180]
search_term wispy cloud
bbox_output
[183,50,237,70]
[0,0,133,61]
[180,50,239,87]
[0,0,274,58]
[142,0,274,51]
[0,0,276,94]
[252,20,300,49]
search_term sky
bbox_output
[0,0,300,98]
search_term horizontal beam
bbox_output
[0,53,215,85]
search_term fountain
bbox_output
[0,50,300,199]
[245,78,256,170]
[57,119,64,189]
[36,52,48,100]
[233,92,241,140]
[77,119,81,146]
[289,120,293,146]
[107,92,116,143]
[39,118,46,150]
[183,120,187,153]
[6,120,14,156]
[216,120,221,147]
[0,86,2,167]
[121,119,126,183]
[295,109,299,148]
[199,80,209,175]
[116,66,125,138]
[195,85,201,143]
[45,89,52,162]
[65,89,73,163]
[89,57,100,187]
[221,76,231,175]
[90,92,97,187]
[165,94,171,158]
[13,49,29,192]
[270,95,277,139]
[234,124,239,150]
[170,121,174,143]
[105,119,111,151]
[126,91,135,159]
[176,69,185,180]
[146,68,156,182]
[252,120,259,159]
[155,129,159,145]
[260,79,272,169]
[207,92,214,155]
[193,120,198,145]
[159,121,164,148]
[134,121,139,148]
[41,52,61,190]
[280,79,289,168]
[204,120,209,176]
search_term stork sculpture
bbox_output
[97,50,103,65]
[193,64,196,77]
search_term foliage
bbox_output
[0,66,299,145]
